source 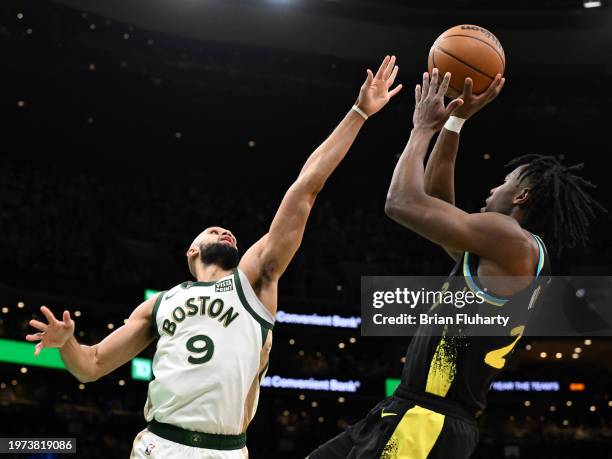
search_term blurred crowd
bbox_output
[0,158,445,309]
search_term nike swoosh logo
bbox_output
[381,409,398,418]
[165,291,177,300]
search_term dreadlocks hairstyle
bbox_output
[505,154,605,256]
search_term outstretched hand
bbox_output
[355,55,403,117]
[452,74,505,120]
[413,69,464,134]
[26,306,75,356]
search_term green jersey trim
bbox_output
[151,291,167,338]
[148,419,246,450]
[260,325,270,348]
[233,269,274,330]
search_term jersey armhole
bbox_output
[233,269,275,331]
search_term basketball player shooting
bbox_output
[309,69,601,458]
[25,55,402,458]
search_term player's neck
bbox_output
[194,263,234,283]
[509,206,526,226]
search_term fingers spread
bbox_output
[462,77,474,98]
[422,72,430,99]
[415,84,422,104]
[40,306,57,324]
[446,97,465,115]
[26,333,43,342]
[63,310,72,323]
[389,83,403,98]
[365,69,374,86]
[29,319,48,332]
[383,55,396,81]
[386,65,399,88]
[375,55,390,80]
[428,68,439,97]
[437,72,451,97]
[34,342,43,356]
[485,74,503,97]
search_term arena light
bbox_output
[385,378,401,396]
[569,382,586,391]
[144,288,160,300]
[132,357,153,381]
[583,0,602,7]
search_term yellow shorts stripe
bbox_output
[381,405,445,459]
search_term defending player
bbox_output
[309,70,601,458]
[25,56,403,458]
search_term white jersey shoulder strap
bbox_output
[234,268,275,329]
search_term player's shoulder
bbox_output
[467,211,525,237]
[469,210,518,224]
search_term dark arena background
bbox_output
[1,0,612,458]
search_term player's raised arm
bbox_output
[385,69,528,264]
[240,56,402,302]
[26,294,159,383]
[423,75,505,260]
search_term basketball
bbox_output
[428,24,506,98]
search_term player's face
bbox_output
[482,166,528,214]
[200,227,237,249]
[187,227,239,275]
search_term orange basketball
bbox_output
[428,25,506,98]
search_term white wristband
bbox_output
[444,116,466,133]
[351,105,368,120]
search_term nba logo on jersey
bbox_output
[144,443,156,455]
[215,279,234,292]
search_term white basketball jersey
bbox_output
[145,269,275,435]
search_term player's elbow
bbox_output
[385,197,409,221]
[76,374,95,384]
[384,200,399,219]
[82,347,104,382]
[385,195,421,225]
[295,170,325,196]
[74,368,99,383]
